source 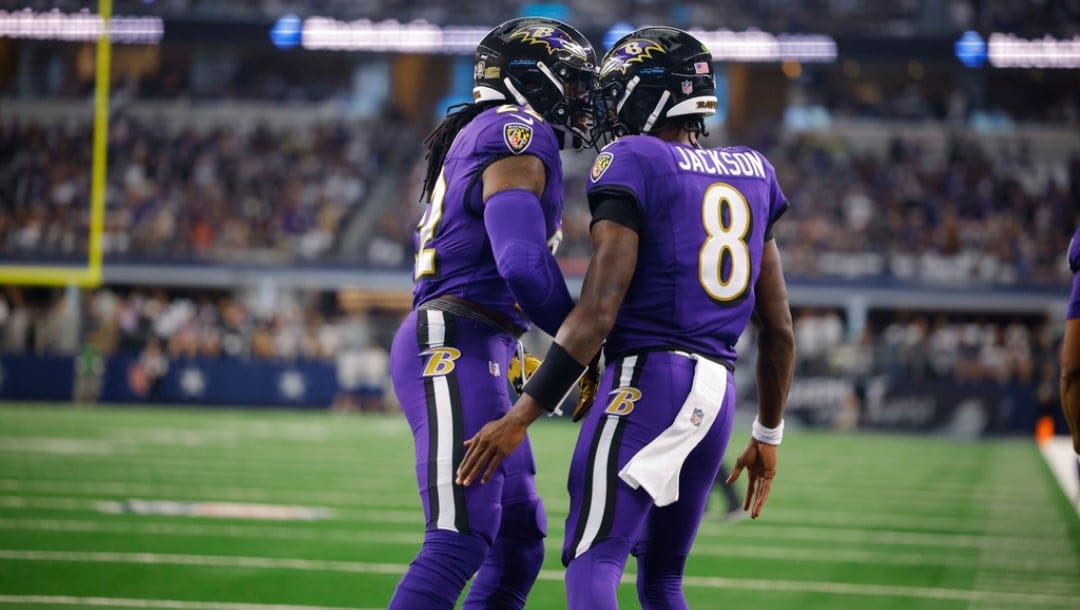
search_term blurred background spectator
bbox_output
[0,0,1076,430]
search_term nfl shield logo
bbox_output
[489,361,500,377]
[681,80,693,95]
[690,408,704,426]
[503,123,533,154]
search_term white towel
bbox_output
[618,355,728,507]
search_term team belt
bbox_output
[418,296,525,339]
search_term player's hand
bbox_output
[726,438,778,519]
[572,354,601,422]
[457,413,529,487]
[508,352,542,395]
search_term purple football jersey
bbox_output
[1069,228,1080,320]
[412,104,565,330]
[587,135,789,362]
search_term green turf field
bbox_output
[0,404,1077,609]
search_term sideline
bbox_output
[1040,436,1080,517]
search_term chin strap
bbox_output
[641,90,671,133]
[502,78,530,107]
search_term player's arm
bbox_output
[726,239,794,518]
[1061,318,1080,454]
[750,239,795,429]
[458,216,639,486]
[481,155,574,336]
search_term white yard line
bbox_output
[666,573,1080,607]
[0,550,1076,606]
[2,517,1074,577]
[0,476,1034,519]
[697,522,1074,553]
[0,475,1063,535]
[0,518,422,545]
[0,496,418,524]
[0,469,1046,512]
[0,479,414,510]
[0,495,1069,552]
[0,595,375,610]
[759,507,1065,535]
[689,542,1079,577]
[0,550,404,575]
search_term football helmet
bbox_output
[594,27,717,140]
[473,17,598,149]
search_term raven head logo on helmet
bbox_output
[593,27,717,142]
[598,38,666,78]
[472,17,598,150]
[509,25,591,61]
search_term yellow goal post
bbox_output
[0,0,111,287]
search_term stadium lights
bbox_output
[300,18,487,53]
[298,17,838,63]
[954,30,987,67]
[0,8,163,44]
[956,30,1080,68]
[688,29,838,63]
[987,33,1080,69]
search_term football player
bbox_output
[1061,229,1080,455]
[457,27,796,609]
[385,17,596,610]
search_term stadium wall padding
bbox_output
[0,353,379,409]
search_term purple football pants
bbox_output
[386,309,546,610]
[563,352,736,610]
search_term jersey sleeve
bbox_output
[464,106,561,215]
[472,106,561,167]
[586,139,648,220]
[762,152,790,240]
[1069,229,1080,273]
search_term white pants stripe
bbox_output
[431,373,456,531]
[422,310,456,532]
[574,355,637,558]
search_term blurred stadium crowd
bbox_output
[0,1,1077,427]
[15,0,1079,36]
[0,284,1057,423]
[1,285,393,407]
[5,112,1072,287]
[1,111,415,263]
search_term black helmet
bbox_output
[473,17,598,149]
[594,27,716,140]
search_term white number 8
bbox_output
[699,183,751,302]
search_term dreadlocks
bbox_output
[420,101,498,202]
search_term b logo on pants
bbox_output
[422,347,461,377]
[604,387,641,416]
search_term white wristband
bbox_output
[752,416,784,445]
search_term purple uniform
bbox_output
[1069,229,1080,320]
[388,105,564,609]
[562,135,788,598]
[412,104,565,331]
[588,135,788,362]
